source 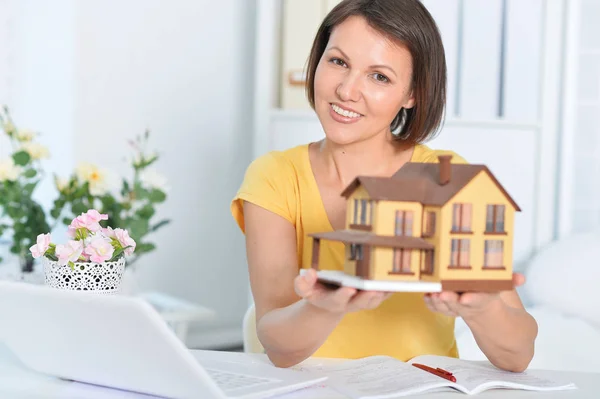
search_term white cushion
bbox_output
[521,230,600,328]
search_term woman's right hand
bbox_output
[294,268,392,314]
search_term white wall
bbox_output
[558,0,600,237]
[73,0,255,348]
[0,0,75,216]
[1,0,256,349]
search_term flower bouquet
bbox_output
[30,209,136,294]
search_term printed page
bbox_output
[317,356,459,399]
[408,355,577,395]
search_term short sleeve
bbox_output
[230,152,295,234]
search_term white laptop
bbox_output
[0,281,327,399]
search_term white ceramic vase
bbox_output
[42,256,126,294]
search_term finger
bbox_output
[329,286,357,307]
[365,292,387,309]
[423,293,436,312]
[439,291,461,314]
[513,272,526,287]
[348,290,381,311]
[458,292,488,307]
[294,270,317,297]
[430,293,458,317]
[307,286,355,313]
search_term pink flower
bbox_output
[84,236,115,263]
[102,226,116,238]
[29,233,51,258]
[56,240,84,266]
[86,209,109,224]
[114,228,136,256]
[67,209,109,237]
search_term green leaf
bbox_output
[50,200,65,219]
[110,247,125,261]
[150,219,170,232]
[12,151,31,166]
[121,179,131,197]
[136,242,156,253]
[133,183,149,200]
[135,204,155,219]
[128,218,149,240]
[148,189,166,203]
[23,169,37,178]
[23,182,37,196]
[71,200,88,215]
[100,194,116,208]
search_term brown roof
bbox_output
[309,230,434,249]
[340,162,521,211]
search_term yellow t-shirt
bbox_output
[231,143,467,361]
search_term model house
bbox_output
[309,155,520,292]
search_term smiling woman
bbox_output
[232,0,537,371]
[306,2,446,146]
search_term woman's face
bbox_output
[313,16,415,146]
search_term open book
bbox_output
[312,355,577,398]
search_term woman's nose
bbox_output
[335,73,362,102]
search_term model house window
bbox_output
[360,199,367,224]
[484,240,504,267]
[450,239,470,267]
[451,203,472,232]
[394,210,413,236]
[392,249,411,273]
[422,211,436,237]
[349,244,363,260]
[486,205,505,233]
[421,250,434,274]
[353,199,373,225]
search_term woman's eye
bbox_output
[331,58,347,67]
[373,73,389,83]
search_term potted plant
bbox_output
[49,131,170,269]
[0,106,51,273]
[30,209,136,294]
[0,104,170,278]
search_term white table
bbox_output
[0,344,598,399]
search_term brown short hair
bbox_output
[305,0,447,144]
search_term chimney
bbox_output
[438,155,452,185]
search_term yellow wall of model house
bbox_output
[344,186,373,276]
[438,171,515,281]
[369,200,423,281]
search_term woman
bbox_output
[231,0,537,371]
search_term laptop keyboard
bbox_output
[205,368,279,392]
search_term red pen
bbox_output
[412,363,457,382]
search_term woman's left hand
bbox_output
[423,273,526,320]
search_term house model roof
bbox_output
[340,155,521,211]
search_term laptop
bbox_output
[0,281,327,399]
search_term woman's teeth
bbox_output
[331,104,361,118]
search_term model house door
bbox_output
[356,245,370,279]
